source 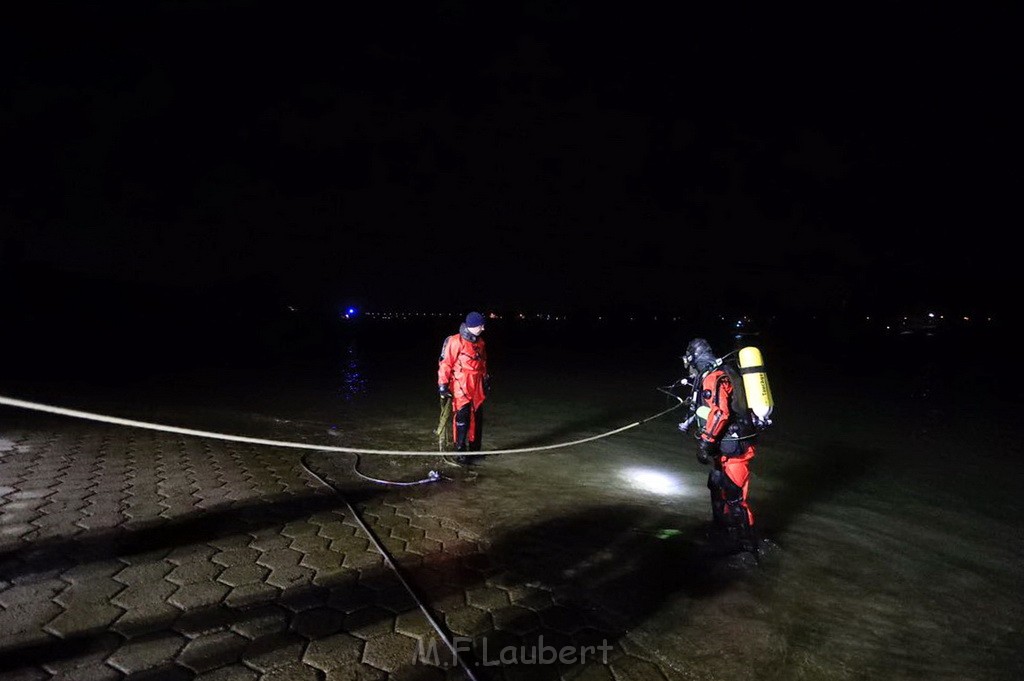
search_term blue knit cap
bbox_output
[465,311,486,328]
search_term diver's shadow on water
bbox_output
[484,504,753,626]
[760,440,885,537]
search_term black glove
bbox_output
[483,375,492,395]
[697,439,717,465]
[439,385,452,400]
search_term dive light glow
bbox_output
[621,467,687,496]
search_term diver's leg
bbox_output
[453,403,472,464]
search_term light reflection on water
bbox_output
[335,339,368,402]
[620,466,689,496]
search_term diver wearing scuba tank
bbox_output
[682,337,760,554]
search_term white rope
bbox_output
[0,393,684,456]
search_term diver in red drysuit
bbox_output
[438,311,489,465]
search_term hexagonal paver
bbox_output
[408,516,443,531]
[281,521,320,539]
[113,562,173,587]
[44,601,124,636]
[504,585,554,611]
[403,536,443,556]
[166,544,217,565]
[299,550,343,572]
[106,631,187,675]
[291,606,345,639]
[256,548,302,570]
[217,564,270,587]
[445,606,491,637]
[344,606,396,640]
[249,533,291,553]
[173,604,236,637]
[266,565,314,589]
[110,600,182,638]
[177,630,250,673]
[378,532,405,557]
[423,588,465,615]
[316,521,355,541]
[32,512,88,539]
[8,488,55,501]
[75,511,122,532]
[189,662,258,680]
[307,511,345,526]
[302,631,365,672]
[166,560,223,585]
[109,580,176,608]
[361,505,397,522]
[230,604,289,641]
[327,584,378,614]
[395,610,436,641]
[357,572,396,592]
[54,576,125,606]
[465,586,510,611]
[211,548,261,567]
[224,582,280,609]
[205,536,249,552]
[168,581,231,610]
[376,586,417,614]
[289,535,330,554]
[389,524,425,543]
[278,586,329,614]
[342,550,382,570]
[241,631,306,673]
[329,534,369,553]
[492,605,541,635]
[0,600,63,648]
[259,660,321,681]
[44,655,123,680]
[361,631,420,673]
[0,523,38,540]
[423,527,459,544]
[0,580,65,607]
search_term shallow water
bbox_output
[2,315,1022,679]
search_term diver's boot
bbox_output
[453,420,470,465]
[452,445,471,466]
[738,526,759,556]
[703,519,733,554]
[461,439,485,465]
[705,495,729,543]
[728,506,759,556]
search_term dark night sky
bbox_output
[2,1,1018,318]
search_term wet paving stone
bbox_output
[0,421,699,680]
[177,630,250,674]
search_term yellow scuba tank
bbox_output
[738,346,773,427]
[694,405,711,431]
